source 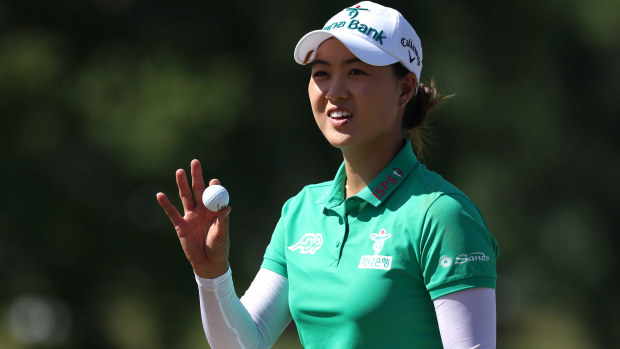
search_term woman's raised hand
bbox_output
[156,159,231,279]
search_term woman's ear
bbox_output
[399,72,417,106]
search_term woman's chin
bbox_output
[323,134,354,149]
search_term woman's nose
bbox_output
[325,76,348,102]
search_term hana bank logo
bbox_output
[345,5,368,19]
[324,5,387,45]
[359,229,393,270]
[370,229,391,255]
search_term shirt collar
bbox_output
[318,139,419,209]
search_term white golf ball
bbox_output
[202,185,229,212]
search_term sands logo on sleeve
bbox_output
[438,252,491,269]
[455,252,490,264]
[358,229,393,270]
[439,255,453,268]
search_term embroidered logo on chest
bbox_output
[288,233,323,254]
[358,229,393,270]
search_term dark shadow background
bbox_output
[1,0,619,348]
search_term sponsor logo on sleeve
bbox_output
[455,251,490,264]
[439,255,453,268]
[439,252,491,269]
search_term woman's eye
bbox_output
[312,71,328,78]
[350,69,367,76]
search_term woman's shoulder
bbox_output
[401,164,482,219]
[407,162,464,196]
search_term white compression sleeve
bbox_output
[433,287,496,349]
[196,268,291,349]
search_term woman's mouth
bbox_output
[327,109,352,127]
[328,110,352,119]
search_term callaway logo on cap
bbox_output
[294,1,423,83]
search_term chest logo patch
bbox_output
[358,229,393,270]
[288,233,323,255]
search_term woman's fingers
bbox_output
[156,160,232,279]
[176,168,195,213]
[215,205,231,232]
[198,205,232,278]
[156,192,184,227]
[191,159,206,205]
[208,206,231,252]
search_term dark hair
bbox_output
[392,62,453,161]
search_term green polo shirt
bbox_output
[261,140,499,348]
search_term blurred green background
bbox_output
[1,0,619,348]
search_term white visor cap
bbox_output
[294,1,422,82]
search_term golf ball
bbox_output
[202,184,229,212]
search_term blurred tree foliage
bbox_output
[1,0,619,348]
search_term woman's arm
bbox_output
[433,287,496,349]
[196,267,292,349]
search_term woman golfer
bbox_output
[157,2,499,348]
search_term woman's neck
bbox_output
[342,138,404,197]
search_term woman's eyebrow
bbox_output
[310,59,329,67]
[311,57,362,67]
[343,57,362,65]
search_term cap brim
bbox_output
[294,30,398,67]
